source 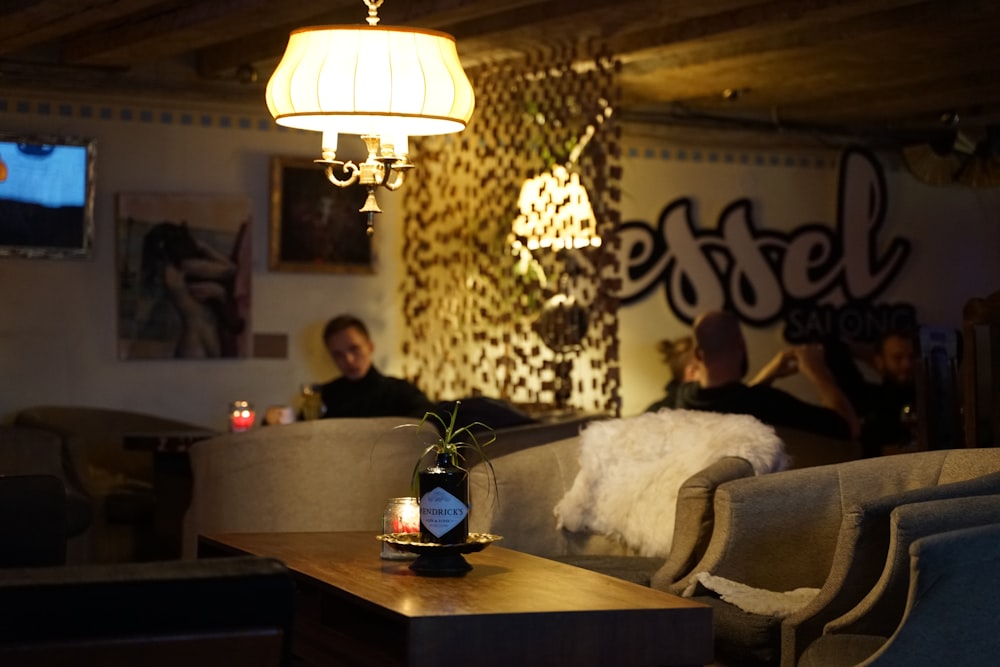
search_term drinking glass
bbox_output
[300,384,325,421]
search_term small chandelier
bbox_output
[266,0,475,231]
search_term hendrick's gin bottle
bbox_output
[418,452,469,544]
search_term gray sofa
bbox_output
[183,411,860,589]
[182,414,595,558]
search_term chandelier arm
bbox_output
[324,162,360,187]
[379,159,412,190]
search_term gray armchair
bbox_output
[798,496,1000,666]
[672,448,1000,666]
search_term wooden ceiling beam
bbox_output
[618,0,999,109]
[61,0,358,66]
[0,0,167,55]
[195,0,629,75]
[614,0,928,76]
[778,63,1000,126]
[450,0,765,62]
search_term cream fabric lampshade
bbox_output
[266,24,475,138]
[513,165,602,250]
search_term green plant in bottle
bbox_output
[405,401,496,544]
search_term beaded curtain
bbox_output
[400,50,622,416]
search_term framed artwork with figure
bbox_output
[115,193,252,360]
[268,155,373,273]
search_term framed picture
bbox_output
[268,155,373,273]
[116,193,252,360]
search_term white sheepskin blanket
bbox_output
[553,409,788,557]
[686,573,819,619]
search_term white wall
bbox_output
[617,129,1000,415]
[3,94,998,428]
[0,93,405,430]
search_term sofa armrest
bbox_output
[651,456,755,591]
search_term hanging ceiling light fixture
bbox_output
[266,0,475,232]
[510,104,611,253]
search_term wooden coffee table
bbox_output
[198,531,712,667]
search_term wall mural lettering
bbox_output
[616,146,916,342]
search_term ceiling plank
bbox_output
[0,0,168,55]
[194,0,629,75]
[618,0,999,108]
[62,0,359,66]
[776,54,1000,126]
[450,0,769,64]
[613,0,929,74]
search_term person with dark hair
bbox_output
[824,328,919,457]
[645,335,698,411]
[316,314,435,419]
[674,310,860,440]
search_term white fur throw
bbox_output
[687,572,819,618]
[553,409,788,557]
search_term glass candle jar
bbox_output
[228,400,256,432]
[381,497,420,560]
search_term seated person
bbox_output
[308,314,435,420]
[645,335,698,411]
[675,310,860,440]
[824,328,918,457]
[319,315,434,418]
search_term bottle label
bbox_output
[420,486,468,538]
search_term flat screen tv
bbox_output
[0,132,96,259]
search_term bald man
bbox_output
[675,310,860,440]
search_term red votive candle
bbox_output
[229,400,256,432]
[381,497,420,560]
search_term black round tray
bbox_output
[377,533,502,575]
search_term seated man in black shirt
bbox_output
[675,310,860,440]
[317,314,435,419]
[824,329,918,457]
